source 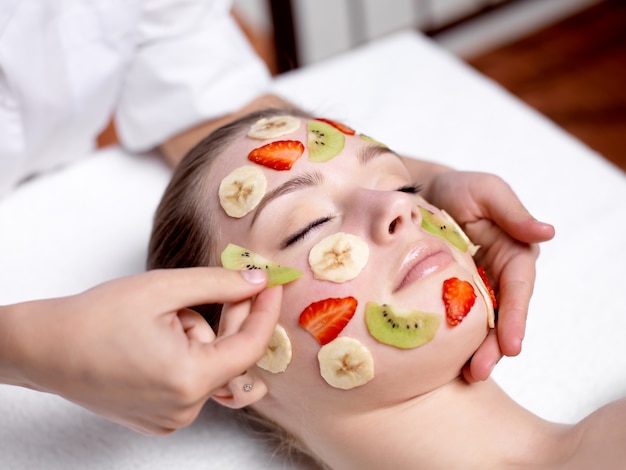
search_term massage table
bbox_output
[1,31,624,469]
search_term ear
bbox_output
[211,371,268,409]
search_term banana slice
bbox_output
[308,232,369,283]
[318,336,374,390]
[441,209,480,256]
[218,165,267,218]
[247,115,301,140]
[256,324,292,373]
[473,274,496,329]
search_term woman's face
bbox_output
[208,116,491,416]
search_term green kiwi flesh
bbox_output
[365,302,441,349]
[221,243,302,287]
[418,206,468,252]
[359,133,388,148]
[307,120,345,162]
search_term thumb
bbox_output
[146,267,268,313]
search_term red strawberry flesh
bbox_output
[442,278,476,327]
[248,140,304,171]
[299,297,358,345]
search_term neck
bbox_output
[302,378,574,470]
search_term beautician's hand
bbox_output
[0,268,281,435]
[424,170,555,383]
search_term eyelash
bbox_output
[281,183,422,248]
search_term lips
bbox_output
[394,243,454,292]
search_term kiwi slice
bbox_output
[359,133,388,148]
[365,302,441,349]
[307,120,345,162]
[418,206,468,252]
[221,243,302,287]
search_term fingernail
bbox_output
[241,269,267,284]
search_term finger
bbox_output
[463,329,501,383]
[144,268,268,313]
[178,308,217,343]
[218,299,253,337]
[200,286,282,387]
[496,252,538,357]
[476,182,555,244]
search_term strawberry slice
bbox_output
[299,297,358,345]
[477,266,498,309]
[442,278,476,326]
[315,118,356,136]
[248,140,304,171]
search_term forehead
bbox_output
[210,116,403,189]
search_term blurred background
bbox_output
[232,0,625,172]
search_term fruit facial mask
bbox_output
[218,165,267,218]
[419,206,479,255]
[307,120,345,162]
[248,140,304,171]
[317,336,374,390]
[308,232,369,283]
[247,115,301,140]
[257,324,292,373]
[221,243,302,287]
[365,302,441,349]
[299,296,358,345]
[442,277,477,326]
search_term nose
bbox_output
[352,189,419,244]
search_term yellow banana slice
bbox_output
[218,165,267,218]
[247,115,301,140]
[318,336,374,390]
[256,324,292,373]
[308,232,369,283]
[473,274,496,329]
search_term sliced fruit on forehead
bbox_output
[257,324,292,373]
[247,115,301,140]
[218,165,267,218]
[475,266,497,328]
[308,232,369,283]
[221,243,302,287]
[442,277,477,327]
[299,296,358,345]
[418,206,471,253]
[365,302,441,349]
[248,140,305,171]
[318,336,374,390]
[359,133,388,148]
[307,120,345,162]
[314,117,356,135]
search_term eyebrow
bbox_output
[250,171,325,227]
[249,145,400,227]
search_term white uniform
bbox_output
[0,0,271,197]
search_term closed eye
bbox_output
[396,183,422,194]
[282,215,335,248]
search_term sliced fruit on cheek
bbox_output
[365,302,441,349]
[220,243,303,287]
[475,266,497,328]
[299,296,358,345]
[308,232,369,283]
[218,165,267,218]
[248,140,305,171]
[307,120,345,162]
[442,277,477,327]
[257,324,293,373]
[318,336,374,390]
[418,206,478,254]
[247,115,301,140]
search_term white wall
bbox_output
[234,0,601,64]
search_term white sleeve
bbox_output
[115,0,271,152]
